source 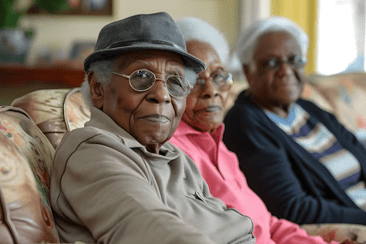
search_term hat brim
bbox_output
[84,43,206,74]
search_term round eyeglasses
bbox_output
[112,69,192,98]
[194,72,233,92]
[261,56,307,71]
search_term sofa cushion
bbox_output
[11,88,91,149]
[0,106,59,243]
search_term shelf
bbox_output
[0,64,85,87]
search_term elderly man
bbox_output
[50,12,255,244]
[224,16,366,225]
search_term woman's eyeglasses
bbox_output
[194,72,233,91]
[261,56,307,71]
[113,69,192,98]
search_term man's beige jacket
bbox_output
[50,107,255,244]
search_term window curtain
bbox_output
[270,0,318,74]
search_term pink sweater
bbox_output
[170,121,338,244]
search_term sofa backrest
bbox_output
[0,106,59,243]
[307,72,366,133]
[11,88,91,149]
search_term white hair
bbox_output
[235,16,309,65]
[176,17,230,65]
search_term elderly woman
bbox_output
[49,12,255,244]
[223,16,366,225]
[170,17,340,244]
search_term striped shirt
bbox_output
[265,104,366,210]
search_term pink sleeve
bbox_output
[269,215,340,244]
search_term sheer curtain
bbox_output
[239,0,270,32]
[227,0,270,79]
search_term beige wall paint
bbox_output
[22,0,240,65]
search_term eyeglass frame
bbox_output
[112,69,193,98]
[258,55,308,71]
[193,71,233,92]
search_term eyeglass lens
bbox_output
[130,70,155,91]
[129,69,189,97]
[263,56,307,70]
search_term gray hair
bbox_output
[176,16,230,65]
[235,16,309,65]
[81,57,196,106]
[81,58,116,106]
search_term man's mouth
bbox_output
[142,115,170,123]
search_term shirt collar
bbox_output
[174,120,225,144]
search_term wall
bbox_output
[22,0,240,65]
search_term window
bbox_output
[317,0,365,75]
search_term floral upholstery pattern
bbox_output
[11,88,91,149]
[64,88,91,132]
[0,106,59,243]
[307,72,366,133]
[302,223,366,243]
[301,81,335,114]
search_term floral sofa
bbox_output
[1,72,366,243]
[0,89,89,243]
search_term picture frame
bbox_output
[69,41,96,63]
[28,0,113,16]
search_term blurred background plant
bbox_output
[0,0,70,28]
[0,0,70,63]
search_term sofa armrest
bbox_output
[0,106,59,243]
[301,223,366,243]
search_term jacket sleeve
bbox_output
[223,105,366,225]
[56,136,215,244]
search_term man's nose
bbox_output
[146,79,171,103]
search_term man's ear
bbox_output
[88,72,104,109]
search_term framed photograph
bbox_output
[28,0,113,16]
[69,41,96,63]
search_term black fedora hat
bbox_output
[84,12,206,73]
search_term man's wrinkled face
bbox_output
[90,50,187,153]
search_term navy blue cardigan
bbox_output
[223,90,366,225]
